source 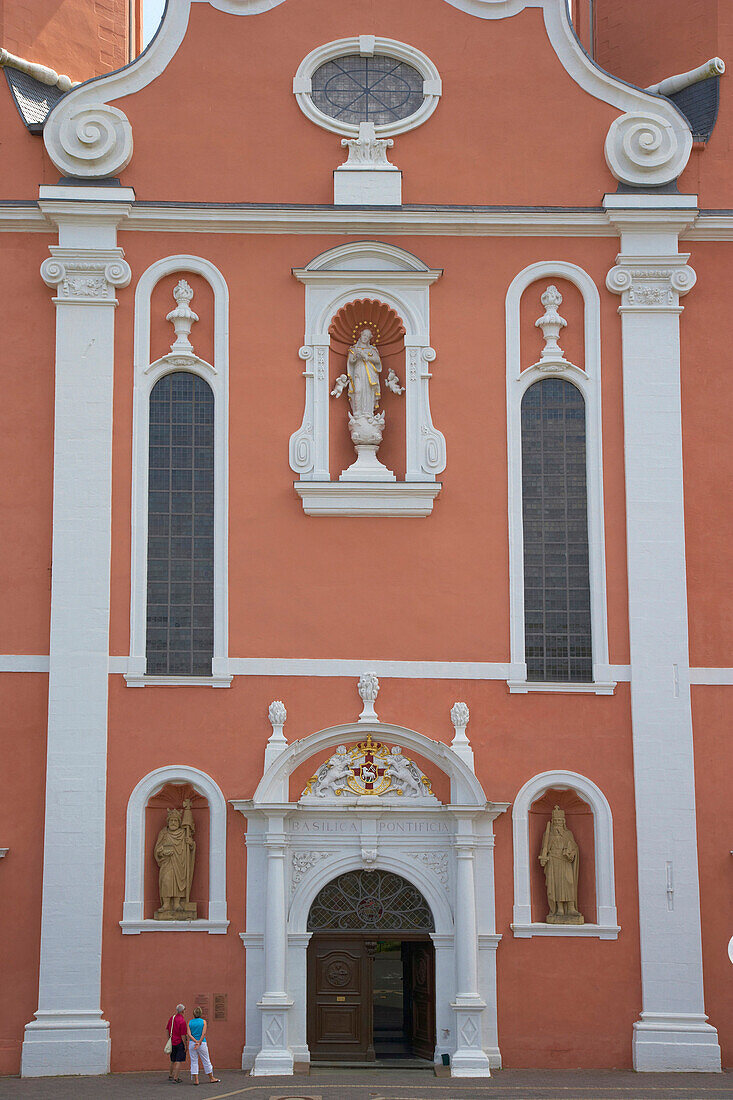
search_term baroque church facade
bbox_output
[0,0,731,1079]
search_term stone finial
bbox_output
[534,284,571,372]
[358,672,380,723]
[339,122,395,169]
[450,701,475,773]
[264,700,288,770]
[268,700,287,729]
[166,279,199,354]
[450,702,469,729]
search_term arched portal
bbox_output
[233,717,508,1078]
[307,870,436,1063]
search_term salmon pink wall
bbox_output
[104,671,638,1069]
[0,677,48,1075]
[0,234,55,656]
[108,232,629,666]
[681,243,733,668]
[0,0,131,82]
[691,686,733,1066]
[110,0,618,205]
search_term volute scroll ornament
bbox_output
[604,110,692,187]
[45,101,134,179]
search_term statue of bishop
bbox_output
[154,804,197,920]
[539,805,584,924]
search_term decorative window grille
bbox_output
[146,372,215,676]
[521,378,592,682]
[311,54,424,125]
[308,870,434,932]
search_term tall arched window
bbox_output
[146,372,215,676]
[520,378,592,682]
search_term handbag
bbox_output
[164,1018,174,1055]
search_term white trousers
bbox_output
[189,1039,213,1076]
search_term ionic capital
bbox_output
[606,254,696,312]
[41,247,131,304]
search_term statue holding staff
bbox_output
[154,803,197,920]
[539,805,584,925]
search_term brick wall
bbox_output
[0,0,141,82]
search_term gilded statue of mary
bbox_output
[346,328,382,419]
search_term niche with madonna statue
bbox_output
[528,788,595,925]
[144,784,209,921]
[290,241,445,516]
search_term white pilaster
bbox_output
[451,828,490,1078]
[21,185,134,1077]
[252,830,294,1076]
[605,195,721,1073]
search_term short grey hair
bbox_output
[176,1004,185,1014]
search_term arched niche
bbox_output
[121,765,229,934]
[143,782,210,920]
[328,298,407,480]
[511,770,619,939]
[289,242,445,516]
[528,787,596,924]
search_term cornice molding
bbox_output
[12,202,733,239]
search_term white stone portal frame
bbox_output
[505,260,613,694]
[126,255,230,688]
[233,721,509,1077]
[120,764,229,934]
[511,769,619,939]
[293,36,442,138]
[289,242,446,516]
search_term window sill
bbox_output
[294,481,441,517]
[120,919,229,935]
[123,674,233,688]
[511,922,620,940]
[507,680,616,696]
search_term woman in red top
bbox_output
[166,1004,188,1083]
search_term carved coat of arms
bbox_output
[302,735,435,800]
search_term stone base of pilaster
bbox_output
[251,1000,294,1076]
[633,1013,721,1072]
[450,1000,491,1077]
[21,1012,110,1077]
[251,1047,294,1075]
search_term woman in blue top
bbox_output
[187,1006,220,1085]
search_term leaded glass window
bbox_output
[308,871,434,932]
[146,372,214,676]
[521,378,592,682]
[311,54,424,125]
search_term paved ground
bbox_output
[0,1068,731,1100]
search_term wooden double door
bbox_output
[307,934,435,1062]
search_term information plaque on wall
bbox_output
[214,994,227,1022]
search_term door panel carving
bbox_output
[308,936,373,1060]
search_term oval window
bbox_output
[310,53,425,126]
